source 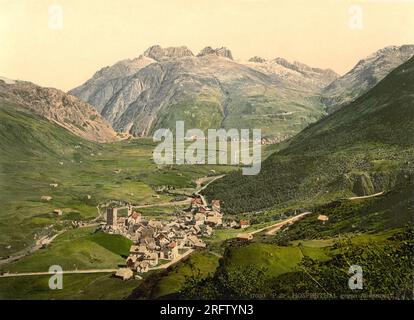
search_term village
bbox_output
[102,195,250,280]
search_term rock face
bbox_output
[0,76,15,84]
[70,45,339,139]
[245,57,338,90]
[143,45,194,61]
[197,47,233,60]
[248,56,266,63]
[69,55,156,113]
[0,79,119,142]
[322,45,414,112]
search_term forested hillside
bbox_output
[204,57,414,213]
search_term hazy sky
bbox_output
[1,0,414,91]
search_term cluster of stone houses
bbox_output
[104,197,223,276]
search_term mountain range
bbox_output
[69,45,339,139]
[1,44,412,145]
[69,44,414,141]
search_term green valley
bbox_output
[0,45,413,301]
[0,102,236,259]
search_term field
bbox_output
[0,273,140,300]
[2,227,131,273]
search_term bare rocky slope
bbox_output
[0,79,119,142]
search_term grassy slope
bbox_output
[221,87,326,140]
[1,227,131,273]
[128,251,220,299]
[0,226,139,300]
[216,228,405,289]
[151,251,220,299]
[153,99,224,134]
[174,184,412,299]
[223,242,329,278]
[262,181,413,244]
[232,177,413,281]
[204,56,414,214]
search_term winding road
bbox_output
[0,249,196,278]
[348,191,384,200]
[244,211,312,237]
[0,269,118,278]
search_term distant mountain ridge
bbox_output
[0,79,119,142]
[245,56,338,90]
[322,45,414,112]
[69,45,338,138]
[69,44,414,140]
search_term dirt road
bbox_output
[348,191,384,200]
[149,248,194,271]
[0,230,66,267]
[246,212,311,236]
[195,175,225,206]
[0,249,196,278]
[195,175,225,192]
[265,212,311,235]
[0,269,118,278]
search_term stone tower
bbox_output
[106,208,118,226]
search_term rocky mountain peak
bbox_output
[353,44,414,71]
[0,76,16,84]
[272,57,338,82]
[273,57,311,73]
[197,47,233,60]
[0,80,119,142]
[322,44,414,112]
[248,56,266,63]
[143,45,194,61]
